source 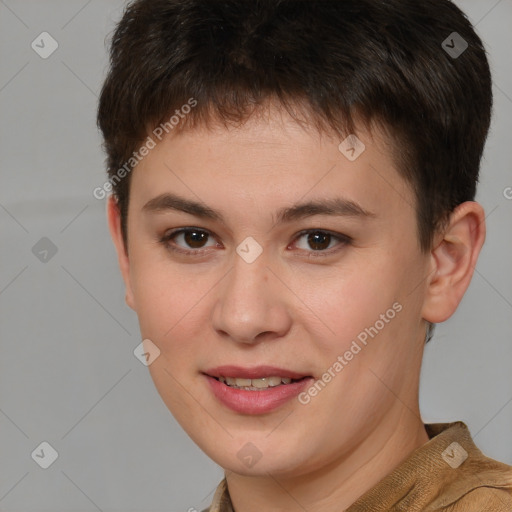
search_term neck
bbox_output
[226,411,430,512]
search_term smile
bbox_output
[203,366,314,414]
[216,376,305,390]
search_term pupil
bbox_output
[308,232,330,250]
[185,230,207,248]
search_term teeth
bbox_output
[226,377,251,387]
[218,376,296,389]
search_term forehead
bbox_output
[130,110,415,225]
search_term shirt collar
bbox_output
[205,421,512,511]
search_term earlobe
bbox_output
[422,201,486,323]
[106,195,136,310]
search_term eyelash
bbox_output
[158,227,352,258]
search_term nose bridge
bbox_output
[212,249,291,343]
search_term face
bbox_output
[114,109,432,477]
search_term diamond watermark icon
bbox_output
[338,134,365,161]
[31,441,58,469]
[237,442,262,468]
[441,32,468,59]
[32,237,58,263]
[236,236,263,264]
[441,441,468,468]
[134,339,161,366]
[31,32,59,59]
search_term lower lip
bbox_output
[204,374,314,414]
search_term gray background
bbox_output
[0,1,511,511]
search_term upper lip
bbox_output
[204,365,310,380]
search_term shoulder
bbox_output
[428,423,512,511]
[447,485,512,511]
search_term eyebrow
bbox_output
[142,192,375,225]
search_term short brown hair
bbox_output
[97,0,492,252]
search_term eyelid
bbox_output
[159,227,219,256]
[160,227,351,256]
[290,229,352,256]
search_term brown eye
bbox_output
[160,228,218,253]
[306,231,331,251]
[182,230,209,248]
[293,229,351,255]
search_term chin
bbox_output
[219,441,308,477]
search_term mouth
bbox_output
[212,375,309,390]
[202,365,314,414]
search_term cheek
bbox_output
[129,256,216,355]
[297,261,402,350]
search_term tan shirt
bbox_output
[204,421,512,512]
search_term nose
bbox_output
[211,254,293,345]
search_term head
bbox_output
[98,0,491,477]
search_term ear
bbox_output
[422,201,486,323]
[106,195,136,310]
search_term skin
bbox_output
[108,106,485,512]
